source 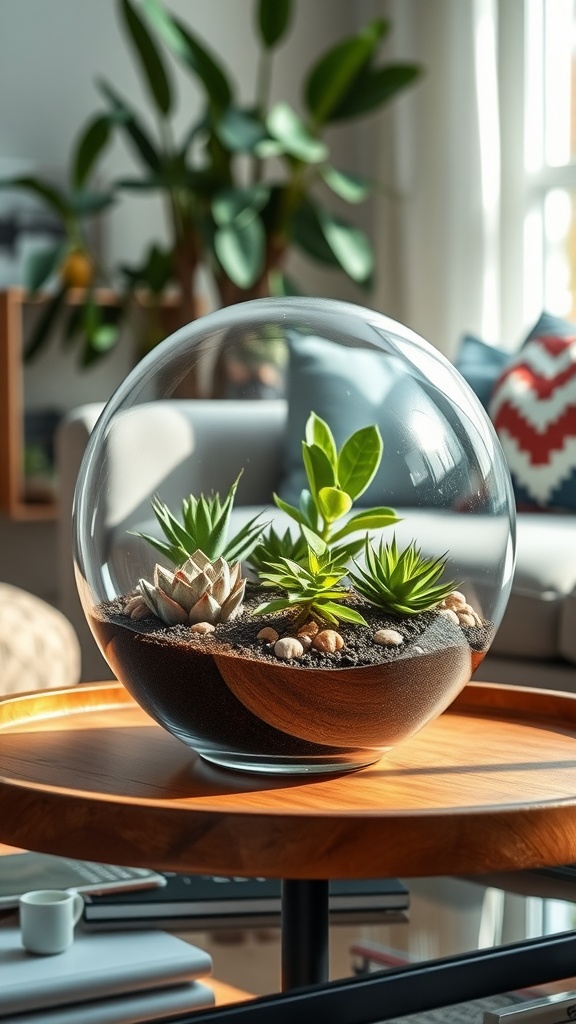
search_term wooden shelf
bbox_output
[0,289,58,520]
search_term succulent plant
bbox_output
[135,549,246,626]
[133,472,265,566]
[254,528,367,628]
[273,412,400,549]
[349,536,457,616]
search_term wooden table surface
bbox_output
[1,680,576,880]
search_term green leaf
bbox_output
[252,597,294,617]
[0,176,71,219]
[304,19,389,124]
[273,492,308,527]
[257,0,292,48]
[329,63,422,121]
[70,189,115,216]
[330,507,401,541]
[305,411,337,467]
[318,486,352,524]
[302,441,336,504]
[323,602,367,625]
[316,205,374,283]
[23,242,67,293]
[301,525,327,558]
[212,185,270,227]
[90,323,120,353]
[215,108,268,152]
[141,0,232,112]
[266,103,327,163]
[23,286,68,361]
[72,115,112,189]
[121,0,172,115]
[291,200,340,267]
[98,79,162,171]
[321,165,371,204]
[337,424,383,499]
[214,217,265,289]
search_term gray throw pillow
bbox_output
[278,332,472,510]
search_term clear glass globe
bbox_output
[74,298,516,775]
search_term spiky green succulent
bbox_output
[253,528,367,628]
[132,472,265,566]
[349,536,457,616]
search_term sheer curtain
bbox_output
[374,0,518,359]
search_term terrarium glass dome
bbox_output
[74,297,516,775]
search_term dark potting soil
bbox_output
[96,585,494,671]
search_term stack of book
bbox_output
[0,925,214,1023]
[81,873,410,931]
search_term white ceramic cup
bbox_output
[19,889,84,955]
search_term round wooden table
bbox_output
[1,679,576,991]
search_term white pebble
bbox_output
[374,628,403,646]
[438,608,460,625]
[457,612,476,627]
[274,637,304,660]
[444,591,467,610]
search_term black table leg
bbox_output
[281,879,330,990]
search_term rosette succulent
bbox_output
[133,549,246,626]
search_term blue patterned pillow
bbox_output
[454,334,512,410]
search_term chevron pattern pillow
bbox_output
[489,313,576,511]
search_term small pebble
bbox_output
[190,621,215,634]
[438,607,459,625]
[373,628,403,646]
[296,634,313,652]
[257,626,279,644]
[297,621,319,639]
[443,591,467,610]
[457,612,477,627]
[274,637,304,660]
[312,630,344,653]
[124,596,150,620]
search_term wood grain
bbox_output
[1,680,576,880]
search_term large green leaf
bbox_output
[257,0,292,48]
[330,507,401,541]
[316,205,373,283]
[214,216,265,288]
[24,242,67,294]
[321,165,371,204]
[337,424,383,499]
[72,115,112,189]
[318,486,352,524]
[291,200,341,267]
[212,185,270,227]
[266,103,327,163]
[329,63,422,121]
[214,107,268,153]
[121,0,172,115]
[304,19,389,125]
[140,0,232,112]
[98,79,162,171]
[70,189,115,216]
[0,177,71,219]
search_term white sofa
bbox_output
[57,399,576,689]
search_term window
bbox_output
[524,0,576,323]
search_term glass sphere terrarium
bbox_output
[74,298,516,775]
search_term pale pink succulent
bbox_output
[136,549,245,626]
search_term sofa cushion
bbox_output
[278,332,475,510]
[489,512,576,662]
[489,312,576,511]
[454,334,512,410]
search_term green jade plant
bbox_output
[131,412,462,649]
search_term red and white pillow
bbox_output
[489,321,576,511]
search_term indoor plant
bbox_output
[3,0,421,390]
[90,412,493,774]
